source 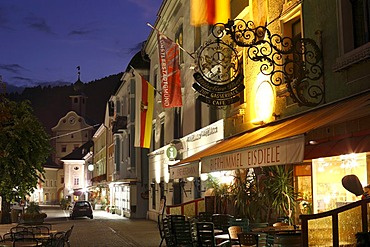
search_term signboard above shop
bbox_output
[201,135,305,173]
[170,162,200,179]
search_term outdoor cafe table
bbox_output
[0,242,43,247]
[215,233,237,241]
[251,225,301,234]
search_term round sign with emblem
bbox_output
[166,146,178,160]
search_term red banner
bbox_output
[157,34,182,108]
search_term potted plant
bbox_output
[21,202,47,223]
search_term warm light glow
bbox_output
[187,177,194,182]
[200,173,208,181]
[312,152,367,213]
[164,165,170,183]
[253,74,275,124]
[88,164,94,171]
[155,162,161,184]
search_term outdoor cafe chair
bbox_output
[197,212,213,222]
[63,225,74,247]
[237,232,258,247]
[196,222,229,247]
[13,231,35,241]
[229,218,250,232]
[44,232,65,247]
[13,238,40,247]
[227,226,242,247]
[168,215,194,246]
[172,220,194,246]
[162,217,175,247]
[10,227,28,235]
[2,232,14,243]
[212,214,234,233]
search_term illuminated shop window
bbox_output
[312,153,367,213]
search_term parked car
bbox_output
[69,201,93,219]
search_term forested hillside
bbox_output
[9,73,122,135]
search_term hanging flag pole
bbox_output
[129,65,162,95]
[146,22,195,59]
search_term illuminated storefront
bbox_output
[312,153,367,213]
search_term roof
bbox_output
[43,156,62,169]
[61,140,93,161]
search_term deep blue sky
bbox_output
[0,0,162,87]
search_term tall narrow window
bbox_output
[195,98,202,130]
[194,26,201,52]
[351,0,370,48]
[175,24,184,64]
[160,121,165,147]
[174,108,181,139]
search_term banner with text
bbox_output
[170,162,200,179]
[201,135,305,173]
[157,33,182,108]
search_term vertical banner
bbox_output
[134,70,154,148]
[190,0,230,26]
[157,33,183,108]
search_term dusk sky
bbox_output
[0,0,163,88]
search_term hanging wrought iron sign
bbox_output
[218,19,324,107]
[193,26,244,106]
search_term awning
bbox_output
[305,131,370,160]
[172,92,370,171]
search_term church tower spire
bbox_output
[70,66,87,117]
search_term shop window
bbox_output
[312,153,367,213]
[294,164,312,215]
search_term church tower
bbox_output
[70,66,87,117]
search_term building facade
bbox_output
[144,0,370,228]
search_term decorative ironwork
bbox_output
[193,26,244,106]
[214,19,325,107]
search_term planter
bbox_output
[21,213,47,224]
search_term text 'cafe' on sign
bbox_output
[201,135,305,173]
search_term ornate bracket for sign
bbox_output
[193,26,244,106]
[216,19,324,107]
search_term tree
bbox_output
[0,95,51,223]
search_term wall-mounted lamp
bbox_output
[186,177,194,182]
[88,163,94,171]
[200,173,208,181]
